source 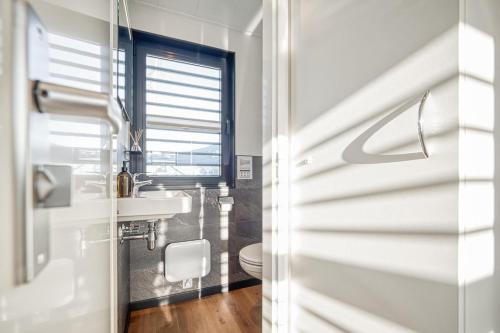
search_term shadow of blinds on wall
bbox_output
[144,54,222,177]
[46,32,110,176]
[48,33,108,92]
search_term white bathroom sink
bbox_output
[117,190,192,222]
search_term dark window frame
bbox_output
[128,30,235,188]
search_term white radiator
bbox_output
[164,239,211,282]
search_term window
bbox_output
[131,32,235,187]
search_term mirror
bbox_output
[113,0,132,122]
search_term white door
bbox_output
[288,1,462,332]
[0,1,117,332]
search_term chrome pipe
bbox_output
[120,221,157,251]
[146,222,157,251]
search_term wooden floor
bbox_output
[128,286,262,333]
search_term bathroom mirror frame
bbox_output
[113,0,132,122]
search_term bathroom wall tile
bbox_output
[234,220,262,239]
[233,190,261,218]
[229,255,254,282]
[130,268,166,301]
[230,234,261,249]
[129,233,163,271]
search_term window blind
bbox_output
[144,54,222,177]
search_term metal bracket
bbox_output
[218,196,234,212]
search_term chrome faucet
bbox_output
[132,173,152,198]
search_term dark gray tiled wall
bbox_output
[229,156,263,283]
[129,156,262,303]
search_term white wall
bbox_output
[35,0,109,22]
[126,1,263,157]
[284,0,500,332]
[460,0,500,331]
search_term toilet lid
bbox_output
[240,243,262,266]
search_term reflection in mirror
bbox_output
[113,0,132,121]
[120,0,132,40]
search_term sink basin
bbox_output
[117,190,192,222]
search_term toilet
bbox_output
[239,243,262,280]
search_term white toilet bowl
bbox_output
[239,243,262,280]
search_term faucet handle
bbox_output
[132,173,148,183]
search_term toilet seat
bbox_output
[239,243,262,266]
[239,243,262,280]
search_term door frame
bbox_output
[262,0,291,332]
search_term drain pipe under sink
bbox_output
[119,220,157,251]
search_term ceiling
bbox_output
[133,0,263,36]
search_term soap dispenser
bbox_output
[117,161,132,198]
